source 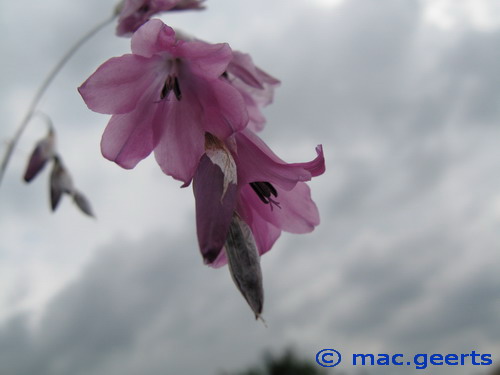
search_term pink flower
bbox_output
[79,19,248,184]
[115,0,205,36]
[225,51,280,132]
[192,130,325,267]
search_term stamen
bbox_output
[250,181,279,208]
[160,75,182,101]
[173,77,182,100]
[160,79,170,100]
[263,182,277,197]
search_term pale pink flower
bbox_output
[192,130,325,267]
[79,19,248,184]
[116,0,205,36]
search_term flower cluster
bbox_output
[23,126,93,217]
[79,4,324,318]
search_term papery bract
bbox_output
[225,214,264,319]
[79,19,248,184]
[116,0,205,36]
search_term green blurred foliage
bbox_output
[221,347,328,375]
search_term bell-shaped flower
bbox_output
[193,129,325,268]
[23,128,55,182]
[115,0,205,36]
[79,19,248,185]
[225,52,280,132]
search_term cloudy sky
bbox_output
[1,0,500,374]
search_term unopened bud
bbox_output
[23,129,55,182]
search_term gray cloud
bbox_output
[1,0,500,375]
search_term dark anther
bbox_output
[160,80,170,100]
[250,181,278,204]
[138,4,150,13]
[173,76,182,100]
[221,71,229,79]
[160,76,182,101]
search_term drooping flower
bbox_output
[79,19,248,184]
[115,0,205,36]
[192,130,324,317]
[224,51,280,132]
[23,127,55,182]
[50,156,75,211]
[50,157,94,217]
[193,129,325,267]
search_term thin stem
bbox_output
[0,14,116,187]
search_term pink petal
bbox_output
[210,248,228,268]
[228,52,265,89]
[153,97,205,184]
[241,182,320,234]
[238,89,266,132]
[250,217,281,256]
[131,19,176,57]
[78,54,163,115]
[234,130,325,190]
[236,194,281,255]
[181,76,248,139]
[100,95,161,169]
[228,51,280,107]
[179,41,233,79]
[116,1,204,36]
[193,155,237,264]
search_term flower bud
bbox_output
[50,157,74,211]
[23,129,55,183]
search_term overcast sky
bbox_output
[1,0,500,374]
